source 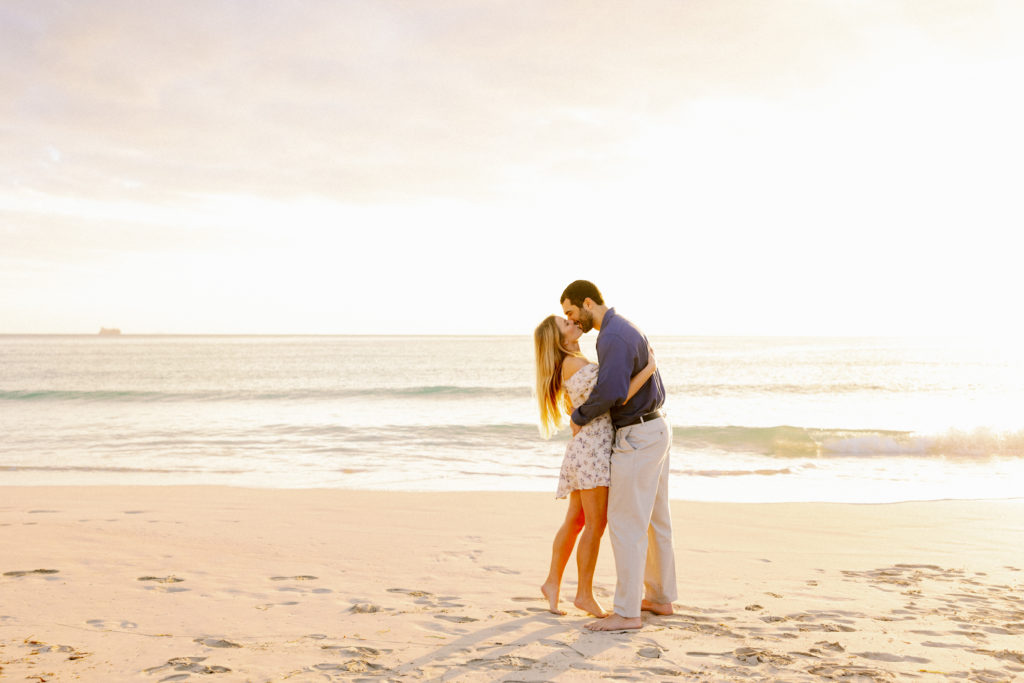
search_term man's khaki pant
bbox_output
[607,417,678,618]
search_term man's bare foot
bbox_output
[641,599,674,616]
[541,582,566,615]
[573,595,607,618]
[584,613,643,631]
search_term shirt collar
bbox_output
[598,307,616,332]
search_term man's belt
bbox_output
[620,410,664,428]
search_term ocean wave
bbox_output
[0,380,950,403]
[674,425,1024,459]
[665,382,897,395]
[0,386,529,403]
[676,467,795,477]
[259,422,1024,460]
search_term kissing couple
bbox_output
[533,280,677,631]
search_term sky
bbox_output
[2,0,1023,335]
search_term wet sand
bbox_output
[1,487,1023,681]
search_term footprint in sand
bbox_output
[811,641,845,653]
[465,654,537,671]
[320,645,389,657]
[387,587,433,597]
[86,619,139,630]
[538,638,570,648]
[921,640,972,650]
[436,597,466,608]
[807,663,890,679]
[435,615,479,623]
[854,651,930,663]
[443,548,483,561]
[312,660,386,673]
[483,565,520,575]
[255,601,300,610]
[974,649,1024,665]
[22,640,75,655]
[733,646,794,666]
[4,569,60,577]
[349,602,381,613]
[643,666,688,677]
[270,575,318,581]
[28,509,60,514]
[194,638,242,649]
[138,576,189,593]
[144,656,231,676]
[387,587,437,606]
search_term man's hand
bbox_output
[571,420,582,436]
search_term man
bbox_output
[560,280,677,631]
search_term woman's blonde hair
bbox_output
[533,315,582,439]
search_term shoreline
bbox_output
[3,479,1023,507]
[2,487,1023,680]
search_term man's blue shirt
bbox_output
[571,308,665,429]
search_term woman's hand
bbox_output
[625,344,659,403]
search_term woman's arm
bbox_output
[625,346,657,402]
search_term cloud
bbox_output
[3,0,1017,206]
[2,1,1023,333]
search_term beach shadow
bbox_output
[391,612,621,680]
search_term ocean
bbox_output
[2,334,1023,503]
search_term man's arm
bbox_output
[571,333,632,428]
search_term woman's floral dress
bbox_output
[556,363,614,498]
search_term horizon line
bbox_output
[0,332,1006,339]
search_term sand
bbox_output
[1,487,1023,682]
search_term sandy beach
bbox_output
[2,487,1023,682]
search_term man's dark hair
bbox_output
[560,280,604,308]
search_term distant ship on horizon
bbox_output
[98,327,122,336]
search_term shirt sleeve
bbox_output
[571,333,632,426]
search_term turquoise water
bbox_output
[2,335,1023,502]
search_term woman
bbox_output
[533,315,657,617]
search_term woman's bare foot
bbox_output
[573,595,607,618]
[541,582,566,615]
[641,599,674,615]
[584,613,643,631]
